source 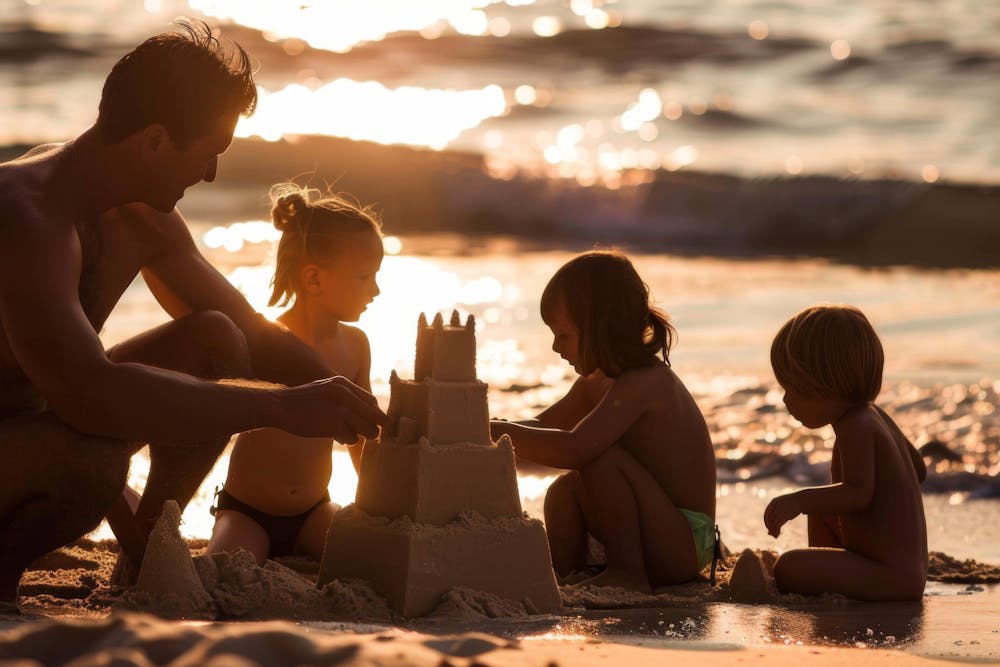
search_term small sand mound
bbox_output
[728,548,777,604]
[122,500,213,620]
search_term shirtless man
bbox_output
[0,22,385,608]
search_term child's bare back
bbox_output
[826,405,927,576]
[757,305,928,601]
[596,364,715,521]
[491,250,718,593]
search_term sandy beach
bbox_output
[3,533,998,665]
[4,2,999,665]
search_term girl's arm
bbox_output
[348,328,374,473]
[491,368,652,469]
[764,413,875,536]
[517,375,603,429]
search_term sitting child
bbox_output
[490,250,717,593]
[760,304,927,600]
[205,185,384,563]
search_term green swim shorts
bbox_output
[679,508,717,572]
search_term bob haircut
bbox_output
[770,305,884,403]
[97,20,257,149]
[540,250,675,377]
[268,184,383,308]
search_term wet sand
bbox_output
[4,536,998,664]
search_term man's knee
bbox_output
[185,310,251,378]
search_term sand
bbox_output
[5,538,998,664]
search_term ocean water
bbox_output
[90,230,1000,563]
[3,2,999,563]
[3,0,999,185]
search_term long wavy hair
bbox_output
[541,250,676,377]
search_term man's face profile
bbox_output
[141,114,239,213]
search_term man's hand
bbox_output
[278,376,385,443]
[764,492,802,538]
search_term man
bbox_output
[0,21,385,607]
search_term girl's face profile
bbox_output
[546,297,582,374]
[312,230,383,322]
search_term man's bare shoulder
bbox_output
[0,143,66,230]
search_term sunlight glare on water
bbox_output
[236,80,507,148]
[189,0,523,52]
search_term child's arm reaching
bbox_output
[513,376,603,430]
[490,369,649,469]
[764,414,876,537]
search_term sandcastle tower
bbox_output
[317,311,562,617]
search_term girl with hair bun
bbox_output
[206,185,384,563]
[490,250,717,593]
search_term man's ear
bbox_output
[141,124,171,154]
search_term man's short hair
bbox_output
[770,304,884,403]
[97,20,257,149]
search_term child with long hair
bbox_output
[490,250,717,593]
[205,185,383,563]
[751,305,927,600]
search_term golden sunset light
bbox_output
[235,80,507,148]
[189,0,526,51]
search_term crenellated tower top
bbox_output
[414,309,476,382]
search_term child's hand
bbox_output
[764,493,802,538]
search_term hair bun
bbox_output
[272,192,308,232]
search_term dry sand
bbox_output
[4,537,998,665]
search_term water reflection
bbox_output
[237,80,506,148]
[190,0,519,52]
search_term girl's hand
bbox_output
[764,493,802,538]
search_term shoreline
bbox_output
[3,136,998,270]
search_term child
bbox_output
[490,250,717,594]
[761,305,927,600]
[206,185,383,563]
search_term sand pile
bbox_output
[120,500,213,619]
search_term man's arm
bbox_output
[129,205,340,387]
[0,208,382,445]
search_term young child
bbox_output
[206,186,383,563]
[490,250,717,594]
[761,305,927,600]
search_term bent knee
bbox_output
[186,310,245,347]
[184,310,251,378]
[578,446,625,484]
[544,472,582,506]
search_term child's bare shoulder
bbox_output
[606,363,677,402]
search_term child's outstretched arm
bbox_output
[764,414,876,537]
[509,376,603,430]
[490,370,650,469]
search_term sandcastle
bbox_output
[317,311,562,617]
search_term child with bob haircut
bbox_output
[759,304,927,600]
[205,184,384,564]
[491,250,717,593]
